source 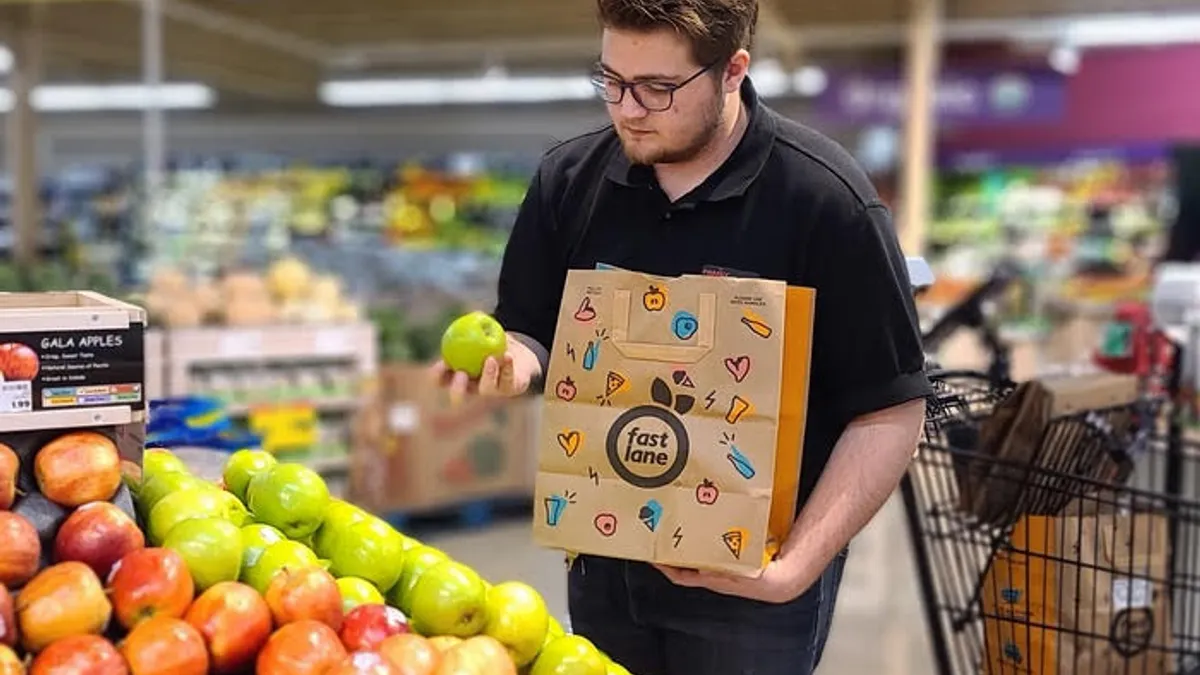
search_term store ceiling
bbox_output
[0,0,1196,104]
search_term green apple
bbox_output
[530,635,607,675]
[387,545,449,615]
[137,472,215,522]
[440,311,508,378]
[163,517,244,591]
[148,487,242,545]
[547,617,565,640]
[245,463,330,540]
[214,490,251,526]
[222,449,278,502]
[337,576,386,614]
[408,560,487,638]
[242,539,322,594]
[240,523,286,575]
[321,515,404,592]
[142,448,190,480]
[484,581,550,667]
[605,661,632,675]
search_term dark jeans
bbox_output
[567,550,848,675]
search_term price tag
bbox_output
[249,403,318,454]
[1113,578,1152,610]
[219,330,263,358]
[0,381,33,414]
[314,329,349,356]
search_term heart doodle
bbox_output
[556,431,582,457]
[724,355,751,383]
[574,296,597,322]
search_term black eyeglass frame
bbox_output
[590,62,718,112]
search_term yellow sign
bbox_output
[248,403,318,455]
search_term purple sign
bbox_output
[816,69,1067,127]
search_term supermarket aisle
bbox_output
[426,493,935,675]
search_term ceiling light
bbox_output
[1061,13,1200,47]
[749,59,790,98]
[793,66,829,97]
[0,83,215,112]
[1048,45,1081,74]
[0,45,10,75]
[321,75,598,106]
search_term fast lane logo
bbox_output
[605,377,692,489]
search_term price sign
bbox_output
[248,403,318,454]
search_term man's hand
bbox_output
[652,560,812,604]
[430,336,542,403]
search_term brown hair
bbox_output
[596,0,758,68]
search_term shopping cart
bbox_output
[901,259,1200,675]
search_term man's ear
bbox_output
[724,49,751,93]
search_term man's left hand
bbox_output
[652,560,813,604]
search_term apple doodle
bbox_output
[555,377,578,401]
[671,311,700,341]
[723,355,751,383]
[695,479,720,505]
[643,285,668,312]
[574,296,597,322]
[639,499,664,532]
[593,513,618,537]
[722,527,748,560]
[556,430,583,458]
[725,394,753,424]
[740,308,773,339]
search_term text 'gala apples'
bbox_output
[328,651,403,675]
[440,312,508,379]
[29,635,128,675]
[15,562,111,653]
[264,567,344,632]
[184,582,272,675]
[408,561,487,639]
[241,539,320,595]
[437,635,517,675]
[34,432,122,508]
[0,645,22,675]
[0,444,17,511]
[54,502,145,581]
[221,450,277,502]
[341,604,410,652]
[162,517,243,592]
[483,582,550,667]
[120,616,209,675]
[379,634,441,675]
[337,577,386,614]
[108,548,195,630]
[0,584,15,648]
[256,620,348,675]
[245,463,330,540]
[0,513,40,588]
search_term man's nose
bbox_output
[618,91,649,118]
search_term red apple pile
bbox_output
[0,443,633,675]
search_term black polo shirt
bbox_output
[494,78,931,508]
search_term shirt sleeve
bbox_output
[803,201,931,423]
[492,164,566,358]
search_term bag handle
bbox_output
[610,289,716,363]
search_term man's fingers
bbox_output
[478,357,501,396]
[448,370,472,405]
[428,360,450,385]
[497,353,517,394]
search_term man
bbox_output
[433,1,930,672]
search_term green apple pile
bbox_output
[129,447,633,675]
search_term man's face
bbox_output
[598,27,727,165]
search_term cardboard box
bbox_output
[351,364,537,513]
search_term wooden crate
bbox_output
[0,291,147,434]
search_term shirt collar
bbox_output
[604,76,777,203]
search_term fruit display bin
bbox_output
[0,291,147,435]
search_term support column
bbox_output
[6,9,42,268]
[897,0,943,256]
[142,0,165,193]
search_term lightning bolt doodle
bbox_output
[587,466,600,485]
[672,526,683,549]
[704,390,717,410]
[566,344,577,363]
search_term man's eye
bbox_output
[642,83,676,94]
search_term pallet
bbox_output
[384,495,533,536]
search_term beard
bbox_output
[618,92,724,166]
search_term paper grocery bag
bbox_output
[531,268,813,575]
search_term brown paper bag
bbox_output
[981,510,1171,675]
[531,268,813,575]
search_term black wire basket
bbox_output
[903,369,1200,675]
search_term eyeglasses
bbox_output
[590,63,715,112]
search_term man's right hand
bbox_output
[430,336,542,403]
